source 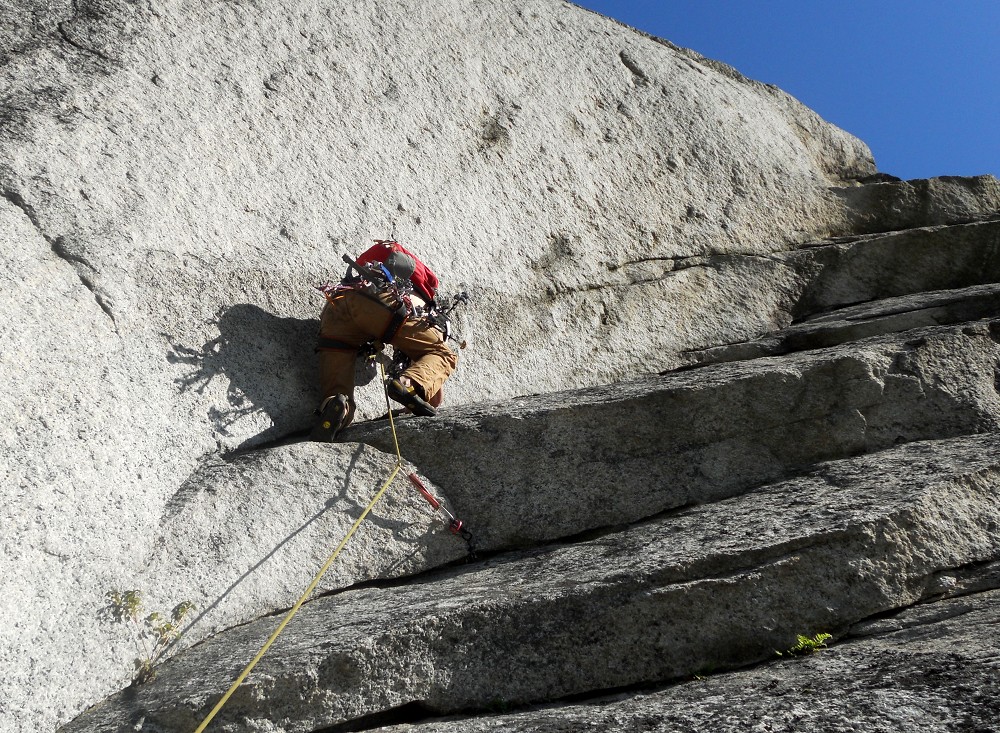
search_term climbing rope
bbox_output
[193,361,403,733]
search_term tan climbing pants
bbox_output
[317,290,457,427]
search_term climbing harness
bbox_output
[191,359,473,732]
[314,253,416,345]
[314,248,470,383]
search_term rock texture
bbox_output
[138,443,468,649]
[60,434,1000,731]
[348,320,1000,549]
[2,0,1000,732]
[0,1,882,727]
[833,175,1000,234]
[381,584,1000,732]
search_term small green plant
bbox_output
[691,664,717,680]
[486,696,514,714]
[100,589,195,684]
[777,632,833,657]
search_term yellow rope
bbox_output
[193,361,403,733]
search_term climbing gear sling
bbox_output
[314,253,415,348]
[408,472,475,556]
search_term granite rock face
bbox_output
[137,442,469,651]
[833,175,1000,234]
[380,585,1000,733]
[3,1,1000,732]
[57,233,1000,732]
[60,434,1000,731]
[348,320,1000,549]
[0,1,882,727]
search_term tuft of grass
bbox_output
[100,589,195,684]
[691,664,717,681]
[777,632,833,657]
[486,697,514,714]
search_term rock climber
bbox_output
[312,239,458,440]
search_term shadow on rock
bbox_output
[181,496,338,623]
[166,304,321,448]
[160,445,429,649]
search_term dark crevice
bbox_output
[532,498,702,550]
[79,273,116,321]
[609,250,787,274]
[52,236,97,271]
[785,295,892,325]
[607,254,681,271]
[317,701,443,733]
[672,275,1000,373]
[57,20,113,62]
[841,562,1000,646]
[2,187,115,323]
[912,558,1000,607]
[988,320,1000,345]
[796,214,1000,264]
[1,187,47,236]
[544,251,791,301]
[618,50,649,85]
[316,575,1000,733]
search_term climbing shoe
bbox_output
[311,394,349,442]
[385,378,436,417]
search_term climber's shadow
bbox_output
[171,443,438,646]
[166,304,321,446]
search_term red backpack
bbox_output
[355,240,439,302]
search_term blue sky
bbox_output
[571,1,999,181]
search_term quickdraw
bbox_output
[423,290,469,348]
[408,472,476,557]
